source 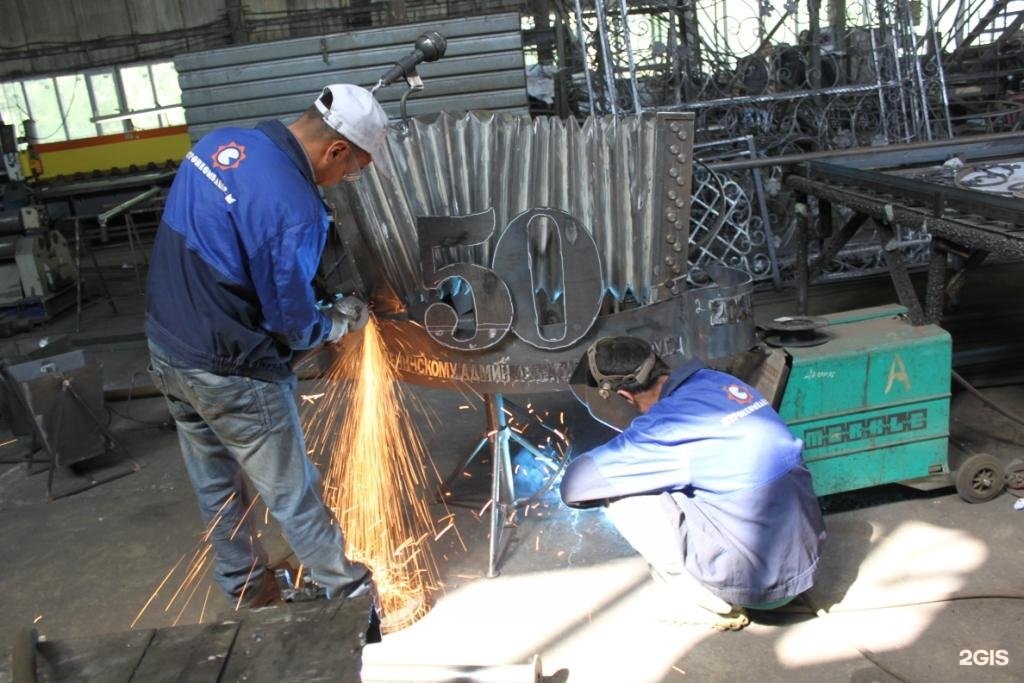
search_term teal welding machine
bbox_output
[771,305,952,496]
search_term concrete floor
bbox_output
[1,266,1023,682]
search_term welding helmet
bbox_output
[586,337,658,398]
[569,336,656,432]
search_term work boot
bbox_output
[232,570,282,609]
[281,563,373,603]
[711,606,750,631]
[334,563,374,599]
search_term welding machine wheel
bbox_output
[1005,459,1024,497]
[955,453,1005,504]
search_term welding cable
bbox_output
[746,591,1024,623]
[795,592,1024,683]
[105,370,172,429]
[803,592,1024,615]
[952,370,1024,429]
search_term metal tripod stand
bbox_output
[437,393,561,577]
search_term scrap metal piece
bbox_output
[680,265,756,363]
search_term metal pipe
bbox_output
[572,0,597,115]
[905,2,932,141]
[91,105,180,125]
[887,19,913,141]
[864,0,891,145]
[592,0,619,116]
[487,392,516,578]
[927,0,955,139]
[653,82,889,111]
[617,0,642,115]
[97,186,162,227]
[705,131,1024,171]
[745,136,781,289]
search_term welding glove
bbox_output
[325,295,370,343]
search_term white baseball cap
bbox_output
[314,84,394,179]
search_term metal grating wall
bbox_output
[175,13,527,140]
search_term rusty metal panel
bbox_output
[175,13,527,140]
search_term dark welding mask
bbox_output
[569,337,655,432]
[586,337,657,399]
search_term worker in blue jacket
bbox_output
[146,84,391,608]
[561,336,826,630]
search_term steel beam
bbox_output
[806,161,1024,227]
[784,174,1024,259]
[706,132,1024,172]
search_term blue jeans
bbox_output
[148,343,366,599]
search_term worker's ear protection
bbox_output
[586,337,657,399]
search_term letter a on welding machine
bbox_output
[885,354,911,394]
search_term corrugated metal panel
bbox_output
[175,13,527,140]
[329,110,695,306]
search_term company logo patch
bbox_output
[724,384,754,405]
[211,142,246,170]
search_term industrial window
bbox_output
[0,82,29,136]
[150,63,186,127]
[0,61,185,144]
[22,78,66,142]
[55,75,95,140]
[89,72,124,136]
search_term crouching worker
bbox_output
[560,337,826,630]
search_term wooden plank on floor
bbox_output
[128,620,240,682]
[218,596,372,683]
[23,597,371,681]
[35,628,153,682]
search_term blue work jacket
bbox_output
[146,120,336,380]
[561,361,826,605]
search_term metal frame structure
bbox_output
[784,135,1024,323]
[548,0,1023,287]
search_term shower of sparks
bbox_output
[304,317,444,630]
[199,586,212,623]
[133,321,449,632]
[132,490,263,628]
[131,316,583,632]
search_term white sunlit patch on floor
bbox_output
[775,520,988,668]
[362,557,721,681]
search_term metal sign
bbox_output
[322,112,761,394]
